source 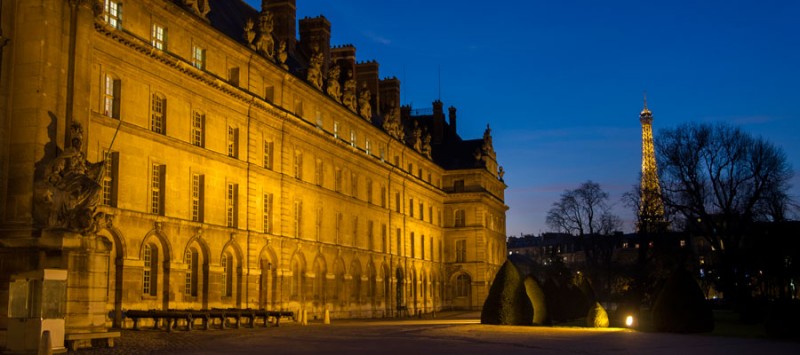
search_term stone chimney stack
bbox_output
[379,77,401,118]
[448,106,457,137]
[265,0,297,54]
[432,100,445,143]
[331,44,356,80]
[299,16,332,75]
[355,60,380,117]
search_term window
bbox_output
[411,232,415,258]
[396,229,401,256]
[192,45,206,70]
[294,201,302,238]
[454,209,466,227]
[185,249,198,297]
[151,164,165,215]
[380,185,386,208]
[454,180,465,192]
[456,240,467,262]
[103,74,121,119]
[263,141,273,169]
[455,274,470,297]
[294,151,303,179]
[228,67,240,87]
[103,0,122,29]
[395,192,400,212]
[226,183,238,228]
[335,168,342,192]
[428,207,433,224]
[101,151,119,207]
[151,23,166,50]
[350,173,358,198]
[368,220,374,250]
[381,224,387,253]
[227,126,239,158]
[191,174,204,222]
[265,86,275,102]
[419,202,424,220]
[143,244,158,296]
[421,235,425,260]
[379,147,385,161]
[315,159,323,186]
[409,198,414,218]
[263,193,272,233]
[315,111,323,128]
[350,130,356,147]
[352,217,358,246]
[333,121,339,139]
[221,253,232,297]
[366,179,373,204]
[316,208,323,241]
[365,139,371,155]
[192,112,205,147]
[335,213,342,244]
[151,93,166,134]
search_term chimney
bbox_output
[379,77,401,118]
[432,100,444,144]
[355,60,380,117]
[448,106,457,137]
[299,16,331,75]
[264,0,297,54]
[330,44,356,80]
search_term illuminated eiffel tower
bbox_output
[638,96,666,232]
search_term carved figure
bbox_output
[412,122,423,152]
[185,0,210,18]
[498,166,505,181]
[276,41,288,69]
[244,18,256,48]
[358,82,372,119]
[482,124,494,154]
[253,11,275,59]
[422,131,432,159]
[342,70,357,111]
[307,49,324,90]
[34,123,104,233]
[326,63,342,102]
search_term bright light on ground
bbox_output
[625,315,634,327]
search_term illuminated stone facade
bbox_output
[0,0,507,336]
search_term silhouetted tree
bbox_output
[655,122,794,301]
[546,180,614,236]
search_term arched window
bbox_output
[221,253,233,297]
[143,243,158,296]
[185,248,199,297]
[456,274,471,298]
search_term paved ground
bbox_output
[67,312,800,355]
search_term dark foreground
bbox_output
[67,312,800,355]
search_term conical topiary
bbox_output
[652,269,714,333]
[586,302,609,328]
[481,260,533,325]
[523,275,548,325]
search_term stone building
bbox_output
[0,0,507,339]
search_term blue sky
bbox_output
[245,0,800,236]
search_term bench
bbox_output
[123,309,294,331]
[65,331,121,351]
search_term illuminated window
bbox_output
[101,151,119,207]
[103,74,121,119]
[151,93,166,134]
[226,183,238,228]
[456,240,466,262]
[263,140,273,169]
[185,248,199,297]
[365,139,371,155]
[263,193,272,233]
[192,45,206,70]
[103,0,122,29]
[227,126,238,158]
[350,129,356,147]
[151,23,166,50]
[191,174,204,222]
[333,121,339,139]
[151,164,165,215]
[191,112,205,147]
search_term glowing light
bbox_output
[625,315,634,327]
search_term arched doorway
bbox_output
[395,267,404,314]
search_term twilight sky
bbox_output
[245,0,800,236]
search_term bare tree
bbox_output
[655,122,794,299]
[546,180,611,236]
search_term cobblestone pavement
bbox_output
[65,313,800,355]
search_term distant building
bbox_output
[0,0,508,339]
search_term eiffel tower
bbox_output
[638,96,666,232]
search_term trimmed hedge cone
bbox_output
[652,269,714,333]
[586,302,609,328]
[481,261,533,325]
[523,275,548,325]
